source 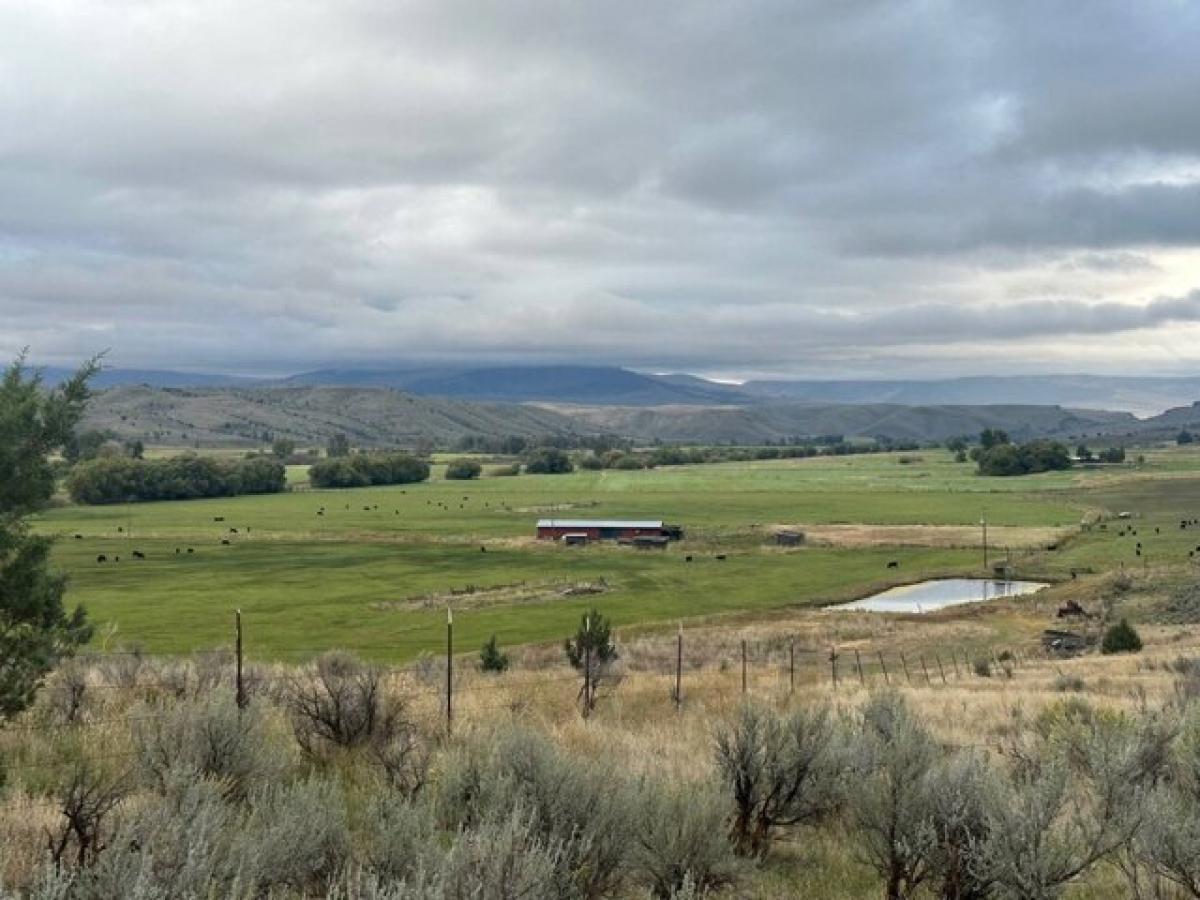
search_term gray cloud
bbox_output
[2,0,1200,377]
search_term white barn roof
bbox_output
[537,519,663,529]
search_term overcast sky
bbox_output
[3,0,1200,379]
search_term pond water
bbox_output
[829,578,1049,613]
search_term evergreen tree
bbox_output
[479,634,510,673]
[1,354,97,720]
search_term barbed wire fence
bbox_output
[0,607,1057,784]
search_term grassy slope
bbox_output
[32,447,1200,660]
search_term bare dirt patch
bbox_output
[371,578,610,613]
[776,523,1075,549]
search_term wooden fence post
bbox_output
[920,656,931,685]
[789,640,795,694]
[878,651,890,686]
[583,614,592,718]
[741,639,748,695]
[935,653,947,685]
[900,652,912,684]
[854,649,865,686]
[674,623,683,709]
[829,646,839,690]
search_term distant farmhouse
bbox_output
[536,519,682,545]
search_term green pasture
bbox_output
[31,447,1200,660]
[48,538,978,660]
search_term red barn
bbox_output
[537,519,666,541]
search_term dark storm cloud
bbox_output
[2,0,1200,376]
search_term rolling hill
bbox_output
[541,402,1139,444]
[81,385,592,448]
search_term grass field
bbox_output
[30,446,1200,661]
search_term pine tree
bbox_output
[479,634,510,673]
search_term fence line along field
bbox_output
[28,445,1200,661]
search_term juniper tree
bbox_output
[0,354,97,720]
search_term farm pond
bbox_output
[830,578,1049,613]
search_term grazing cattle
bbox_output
[116,526,123,533]
[229,528,238,534]
[96,554,107,563]
[480,546,487,553]
[187,548,194,554]
[132,550,145,559]
[1136,549,1142,557]
[74,534,83,540]
[221,539,231,545]
[887,560,899,569]
[1156,527,1161,534]
[317,510,324,516]
[175,548,180,554]
[214,517,225,522]
[114,556,119,562]
[685,555,693,562]
[715,554,727,561]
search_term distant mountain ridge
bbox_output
[737,374,1200,417]
[281,365,744,405]
[35,363,1200,416]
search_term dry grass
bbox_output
[776,523,1075,549]
[4,570,1198,897]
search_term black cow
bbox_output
[221,539,231,546]
[229,528,238,534]
[214,517,225,522]
[132,550,145,559]
[887,560,900,569]
[187,548,195,554]
[74,534,83,540]
[96,554,107,563]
